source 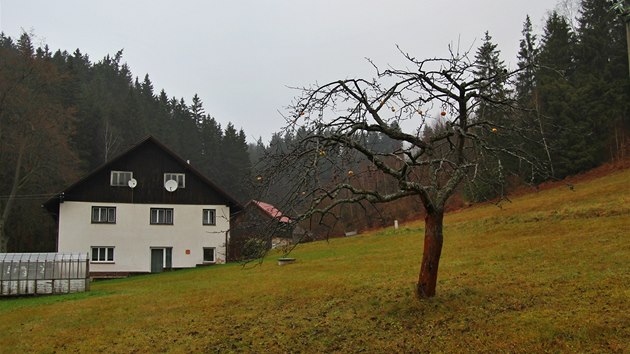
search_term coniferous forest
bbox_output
[1,0,629,252]
[0,35,252,251]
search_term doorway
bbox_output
[150,247,172,273]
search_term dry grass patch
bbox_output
[1,169,628,353]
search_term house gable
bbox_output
[44,136,242,213]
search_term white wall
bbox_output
[58,202,230,273]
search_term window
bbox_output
[203,247,215,263]
[164,173,185,188]
[91,206,116,224]
[91,247,114,262]
[202,209,216,225]
[111,171,133,186]
[150,208,173,225]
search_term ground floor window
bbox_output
[203,247,215,263]
[91,247,114,262]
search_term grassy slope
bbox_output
[0,169,628,353]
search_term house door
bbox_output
[150,248,173,273]
[151,249,164,273]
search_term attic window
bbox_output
[164,173,185,188]
[111,171,133,186]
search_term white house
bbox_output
[43,136,242,277]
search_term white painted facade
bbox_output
[57,201,230,273]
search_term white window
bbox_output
[164,173,185,188]
[111,171,133,186]
[150,208,173,225]
[203,247,215,263]
[91,247,114,263]
[91,206,116,224]
[202,209,216,225]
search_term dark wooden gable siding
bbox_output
[45,137,241,210]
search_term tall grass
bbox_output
[1,169,628,353]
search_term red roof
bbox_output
[252,200,291,223]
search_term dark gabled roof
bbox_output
[43,135,242,213]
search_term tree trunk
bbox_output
[416,209,444,298]
[626,21,630,79]
[0,145,25,253]
[0,221,7,253]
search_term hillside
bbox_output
[0,168,628,353]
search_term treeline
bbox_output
[249,0,630,235]
[465,0,629,201]
[0,33,251,252]
[249,127,410,236]
[0,0,628,251]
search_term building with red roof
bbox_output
[229,200,309,261]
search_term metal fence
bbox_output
[0,253,90,296]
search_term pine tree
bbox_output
[219,123,252,202]
[167,97,203,165]
[190,94,205,127]
[574,0,629,163]
[536,11,595,178]
[468,31,512,201]
[516,16,539,104]
[514,15,556,180]
[474,31,510,122]
[609,0,630,78]
[199,116,222,179]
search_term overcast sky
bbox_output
[1,0,557,143]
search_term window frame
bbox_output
[91,206,116,224]
[150,208,174,225]
[91,246,115,263]
[202,209,216,226]
[203,247,216,263]
[110,171,133,187]
[164,173,185,188]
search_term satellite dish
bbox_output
[164,179,178,192]
[128,178,137,189]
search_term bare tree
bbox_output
[555,0,581,32]
[0,33,78,252]
[261,49,550,298]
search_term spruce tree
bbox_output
[468,31,512,201]
[190,94,205,127]
[219,123,251,202]
[514,15,554,179]
[537,11,595,178]
[474,31,510,120]
[574,0,629,163]
[516,16,539,104]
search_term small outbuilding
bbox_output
[229,200,309,260]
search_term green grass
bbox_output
[1,169,629,353]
